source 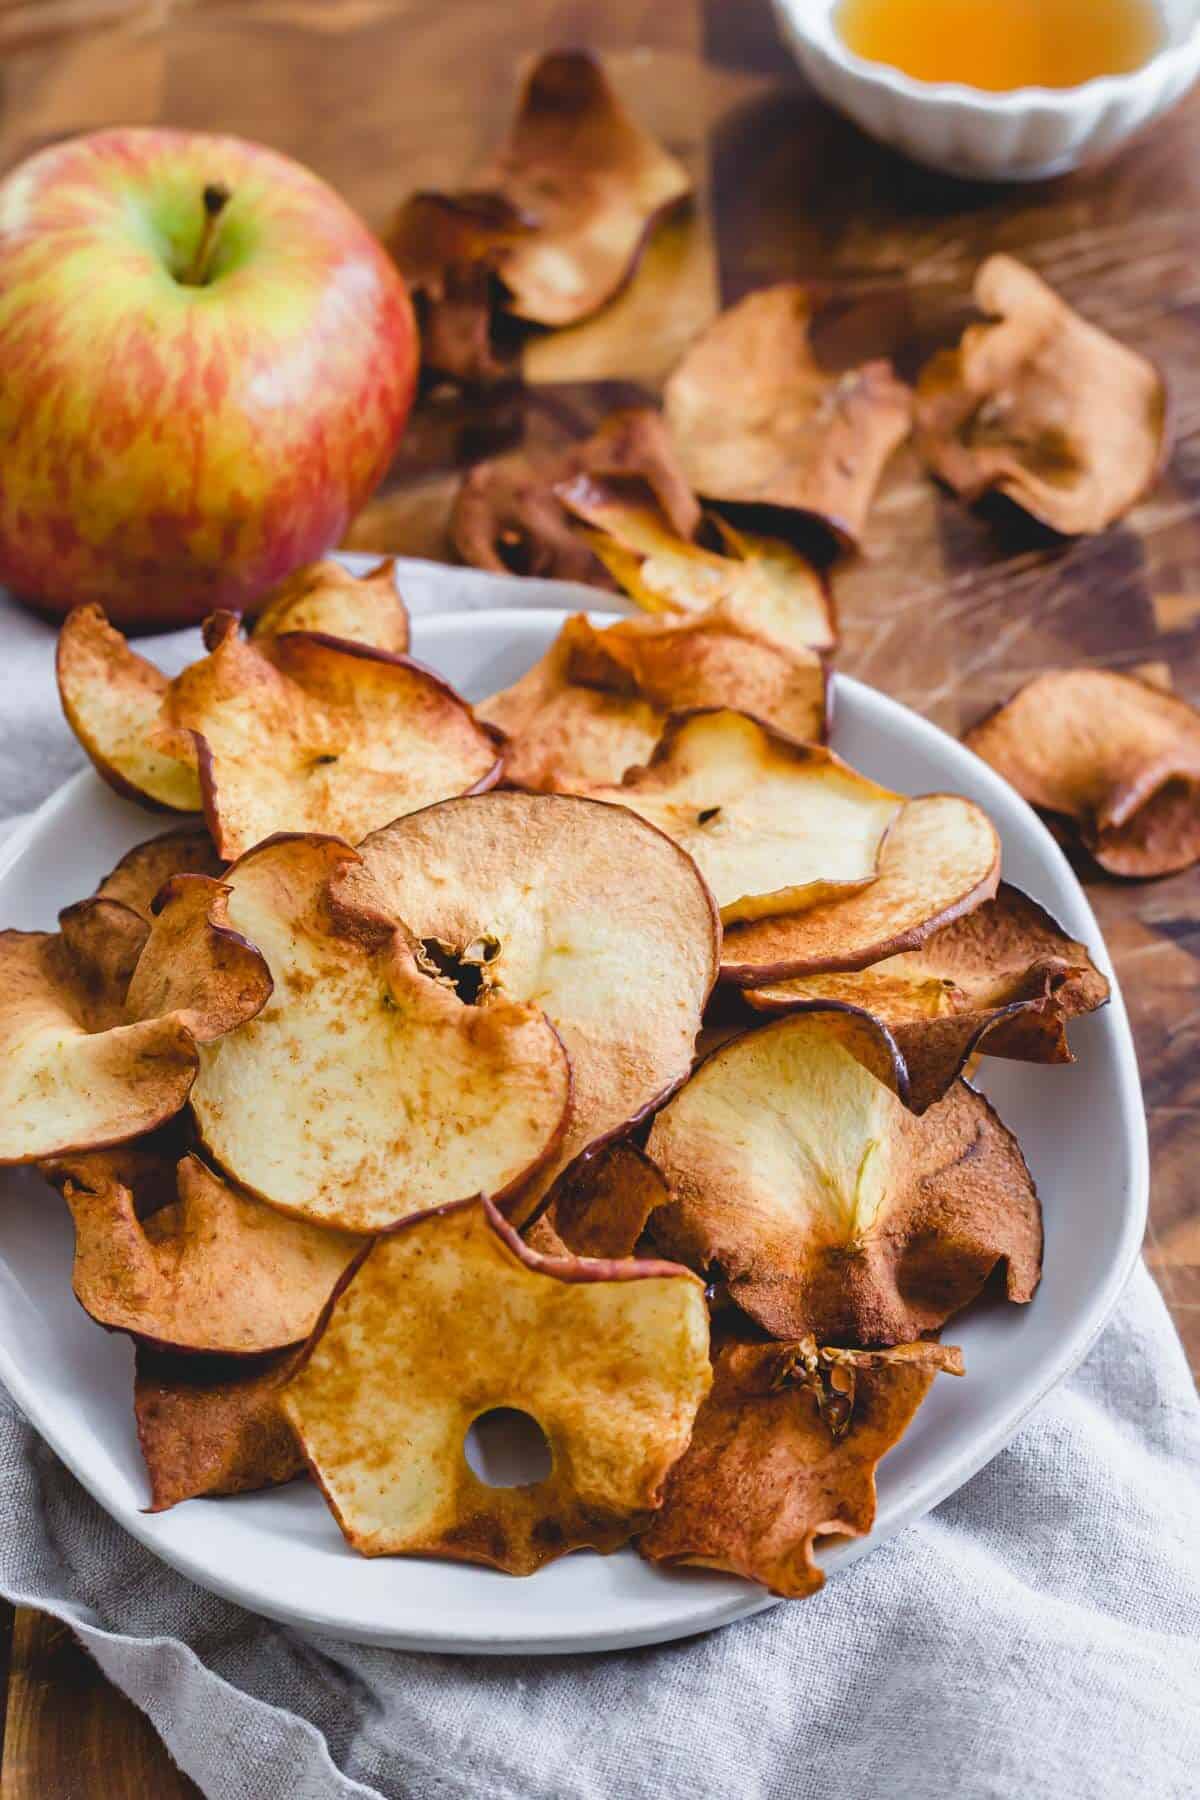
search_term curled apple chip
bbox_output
[251,558,409,655]
[56,604,201,811]
[582,711,902,925]
[646,1011,1042,1344]
[188,836,571,1231]
[639,1336,962,1596]
[86,830,224,920]
[542,1140,670,1260]
[663,286,912,544]
[352,791,719,1222]
[721,793,1000,984]
[282,1195,711,1572]
[388,189,533,384]
[964,668,1200,877]
[746,883,1110,1112]
[915,256,1169,536]
[135,1344,305,1512]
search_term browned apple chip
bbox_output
[542,1140,670,1260]
[388,190,534,384]
[663,286,912,544]
[134,1344,306,1512]
[915,256,1170,536]
[282,1195,710,1572]
[251,558,410,655]
[639,1335,962,1596]
[964,668,1200,877]
[582,711,902,924]
[56,604,201,812]
[88,830,224,920]
[646,1011,1042,1344]
[351,791,719,1224]
[721,793,1000,984]
[188,835,571,1232]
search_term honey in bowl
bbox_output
[835,0,1163,91]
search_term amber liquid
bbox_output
[835,0,1163,90]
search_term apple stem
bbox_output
[183,184,231,286]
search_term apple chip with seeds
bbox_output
[581,710,902,924]
[187,836,571,1232]
[135,1344,306,1512]
[964,668,1200,877]
[251,557,409,655]
[282,1195,711,1573]
[663,285,912,545]
[721,792,1000,985]
[646,1011,1042,1344]
[351,790,719,1223]
[915,256,1169,536]
[639,1336,963,1596]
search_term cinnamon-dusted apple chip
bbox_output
[56,604,201,812]
[135,1344,305,1512]
[388,190,533,384]
[282,1195,710,1572]
[351,791,719,1223]
[646,1011,1041,1344]
[746,883,1110,1112]
[189,836,571,1232]
[543,1141,670,1260]
[583,712,902,924]
[86,830,224,920]
[251,558,409,655]
[639,1335,963,1596]
[663,286,912,544]
[721,793,1000,984]
[964,668,1200,877]
[915,256,1169,535]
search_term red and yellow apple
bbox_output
[0,128,417,629]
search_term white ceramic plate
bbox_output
[0,601,1148,1654]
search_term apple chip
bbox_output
[721,793,1000,984]
[964,668,1200,877]
[251,558,409,655]
[56,604,201,811]
[135,1344,305,1512]
[663,286,912,544]
[542,1141,670,1260]
[282,1195,710,1572]
[915,256,1169,536]
[188,836,570,1232]
[746,883,1110,1112]
[639,1336,962,1597]
[352,791,719,1222]
[388,189,532,384]
[86,830,224,920]
[646,1011,1042,1344]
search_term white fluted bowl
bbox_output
[771,0,1200,179]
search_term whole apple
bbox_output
[0,128,417,629]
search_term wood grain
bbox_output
[1,0,1198,1794]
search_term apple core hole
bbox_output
[464,1408,552,1488]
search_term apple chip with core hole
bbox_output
[582,711,902,925]
[915,256,1169,536]
[282,1195,711,1572]
[663,286,912,545]
[964,668,1200,877]
[639,1337,963,1597]
[646,1012,1042,1344]
[135,1345,305,1512]
[57,604,201,812]
[251,558,409,655]
[746,883,1110,1112]
[721,793,1000,984]
[352,791,719,1222]
[0,876,271,1165]
[188,836,570,1232]
[154,613,501,860]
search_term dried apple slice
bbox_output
[188,836,571,1232]
[86,830,224,919]
[663,286,912,544]
[387,189,533,384]
[581,711,902,925]
[639,1336,962,1596]
[915,256,1169,536]
[541,1140,670,1260]
[721,793,1000,984]
[965,668,1200,877]
[56,604,201,811]
[135,1344,305,1511]
[646,1011,1041,1344]
[352,791,720,1222]
[282,1195,710,1572]
[251,558,409,655]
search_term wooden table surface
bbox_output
[2,1,1199,1793]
